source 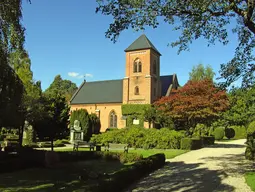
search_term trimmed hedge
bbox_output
[201,136,215,145]
[90,127,185,149]
[231,126,247,139]
[93,153,165,192]
[181,138,203,150]
[214,127,225,140]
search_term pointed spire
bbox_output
[125,34,161,55]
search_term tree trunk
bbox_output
[18,123,24,148]
[149,121,151,128]
[51,136,54,151]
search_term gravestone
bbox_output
[70,120,84,143]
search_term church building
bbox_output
[70,34,179,132]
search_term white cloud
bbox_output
[68,72,80,78]
[85,73,93,78]
[68,72,93,79]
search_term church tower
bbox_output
[123,34,161,104]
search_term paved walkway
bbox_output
[127,139,254,192]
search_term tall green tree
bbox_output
[223,87,255,128]
[143,107,157,128]
[33,93,70,151]
[45,75,77,102]
[189,64,215,81]
[96,0,255,87]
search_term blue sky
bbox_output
[22,1,239,90]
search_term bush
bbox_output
[225,128,235,139]
[181,138,203,150]
[0,135,5,141]
[95,153,165,192]
[90,128,185,149]
[119,153,143,164]
[245,134,255,160]
[247,121,255,135]
[230,126,247,139]
[214,127,225,140]
[201,136,215,145]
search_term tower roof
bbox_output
[125,34,161,55]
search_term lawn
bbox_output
[0,160,128,192]
[245,172,255,191]
[54,147,188,159]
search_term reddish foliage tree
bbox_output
[154,80,229,129]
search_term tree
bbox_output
[8,49,42,146]
[44,75,77,102]
[33,93,70,151]
[89,113,101,134]
[189,64,215,81]
[96,0,255,87]
[143,107,156,128]
[154,79,229,131]
[223,86,255,128]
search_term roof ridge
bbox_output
[85,79,123,84]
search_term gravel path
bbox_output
[127,139,254,192]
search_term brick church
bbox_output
[70,34,179,132]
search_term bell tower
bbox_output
[122,34,161,104]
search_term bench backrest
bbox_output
[109,143,128,148]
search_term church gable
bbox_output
[70,79,123,104]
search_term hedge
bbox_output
[201,136,215,145]
[181,138,203,150]
[92,153,165,192]
[90,127,186,149]
[214,127,225,140]
[231,126,247,139]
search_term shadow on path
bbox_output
[206,143,245,149]
[201,153,255,176]
[126,161,234,192]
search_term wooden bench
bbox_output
[104,143,129,153]
[73,141,95,151]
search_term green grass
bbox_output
[54,147,188,159]
[245,172,255,191]
[0,160,127,192]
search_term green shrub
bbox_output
[70,109,92,141]
[201,136,215,145]
[0,135,5,141]
[96,153,165,192]
[225,128,235,139]
[119,153,143,164]
[230,126,247,139]
[245,134,255,160]
[181,138,203,150]
[91,128,185,149]
[192,124,209,137]
[247,121,255,135]
[214,127,225,140]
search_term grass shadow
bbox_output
[0,160,127,191]
[126,161,235,192]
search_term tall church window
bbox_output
[133,59,142,73]
[109,110,117,128]
[134,86,139,95]
[153,60,157,74]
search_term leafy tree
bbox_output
[0,0,30,146]
[44,75,77,102]
[96,0,255,87]
[143,107,156,128]
[189,64,215,81]
[223,86,255,128]
[33,93,70,151]
[8,49,42,146]
[154,79,229,131]
[89,113,101,134]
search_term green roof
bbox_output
[125,34,161,55]
[70,79,123,104]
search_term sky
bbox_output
[22,0,240,91]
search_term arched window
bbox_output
[153,60,157,74]
[109,110,117,128]
[134,86,139,95]
[133,59,142,73]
